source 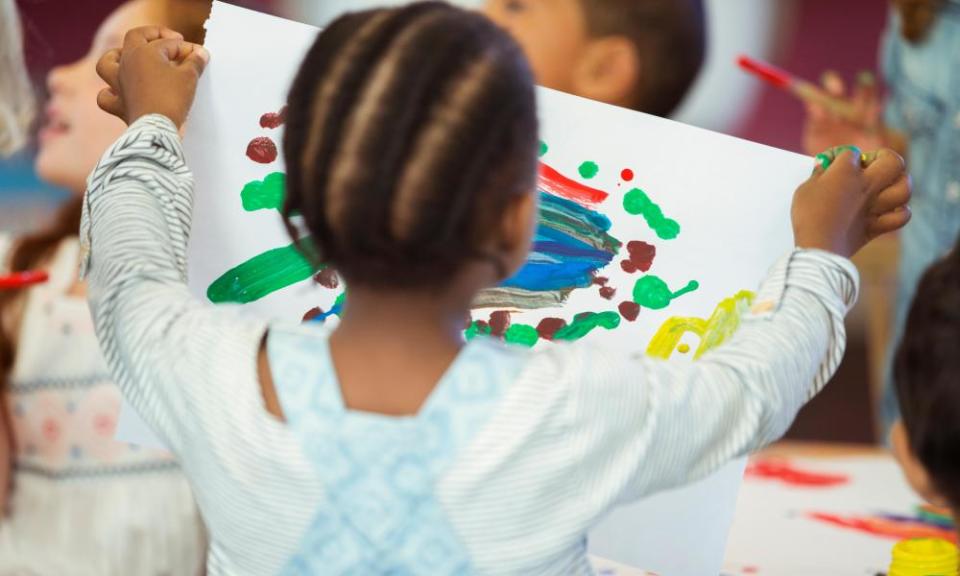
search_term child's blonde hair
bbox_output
[0,0,34,157]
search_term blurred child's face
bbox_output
[483,0,588,92]
[891,419,949,509]
[35,0,161,194]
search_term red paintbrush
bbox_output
[737,54,857,120]
[0,270,50,290]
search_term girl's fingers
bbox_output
[864,148,907,195]
[868,206,912,239]
[96,49,121,89]
[870,175,912,215]
[96,87,124,119]
[123,26,182,50]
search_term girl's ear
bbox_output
[497,188,539,278]
[891,420,951,508]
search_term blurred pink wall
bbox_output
[737,0,890,153]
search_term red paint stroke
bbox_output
[622,240,656,274]
[536,317,567,340]
[302,307,323,322]
[599,286,616,300]
[247,136,278,164]
[618,301,640,321]
[489,311,511,338]
[621,168,634,182]
[808,512,958,543]
[538,162,608,206]
[745,459,849,487]
[260,106,287,129]
[742,567,759,575]
[313,268,339,289]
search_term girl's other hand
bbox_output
[802,70,885,156]
[792,147,911,258]
[95,26,209,128]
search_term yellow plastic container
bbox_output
[888,538,958,576]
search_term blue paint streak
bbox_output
[309,299,344,323]
[501,196,618,293]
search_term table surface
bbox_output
[721,440,951,576]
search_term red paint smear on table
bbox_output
[808,512,958,543]
[745,459,849,487]
[247,136,278,164]
[260,106,287,129]
[621,168,634,182]
[538,162,608,206]
[618,301,640,321]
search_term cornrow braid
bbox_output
[282,1,538,289]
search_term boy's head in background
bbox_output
[891,235,960,521]
[483,0,705,116]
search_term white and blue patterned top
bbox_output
[80,116,859,575]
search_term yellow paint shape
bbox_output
[646,290,755,360]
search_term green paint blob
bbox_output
[207,240,323,304]
[504,324,539,347]
[539,141,549,157]
[578,161,599,179]
[465,321,492,341]
[633,276,699,310]
[241,172,286,212]
[553,311,620,341]
[622,187,681,240]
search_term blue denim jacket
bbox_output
[882,1,960,427]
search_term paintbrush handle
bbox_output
[791,81,858,121]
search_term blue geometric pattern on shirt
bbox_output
[268,327,527,575]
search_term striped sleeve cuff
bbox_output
[79,114,189,279]
[751,249,859,319]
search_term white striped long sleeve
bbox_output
[80,115,859,575]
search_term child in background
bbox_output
[84,4,909,573]
[483,0,705,116]
[890,232,960,535]
[0,1,208,573]
[802,0,960,430]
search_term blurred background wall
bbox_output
[0,0,892,442]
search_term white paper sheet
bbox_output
[117,3,820,573]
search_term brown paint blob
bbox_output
[246,136,278,164]
[313,268,339,289]
[489,311,511,337]
[626,241,656,272]
[302,307,323,322]
[259,106,287,129]
[621,260,637,273]
[618,301,640,321]
[592,276,609,286]
[599,286,616,300]
[536,317,567,340]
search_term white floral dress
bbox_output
[0,235,206,575]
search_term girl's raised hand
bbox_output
[792,147,911,259]
[96,26,209,128]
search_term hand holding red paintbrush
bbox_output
[737,55,904,157]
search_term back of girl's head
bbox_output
[894,234,960,508]
[283,2,538,289]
